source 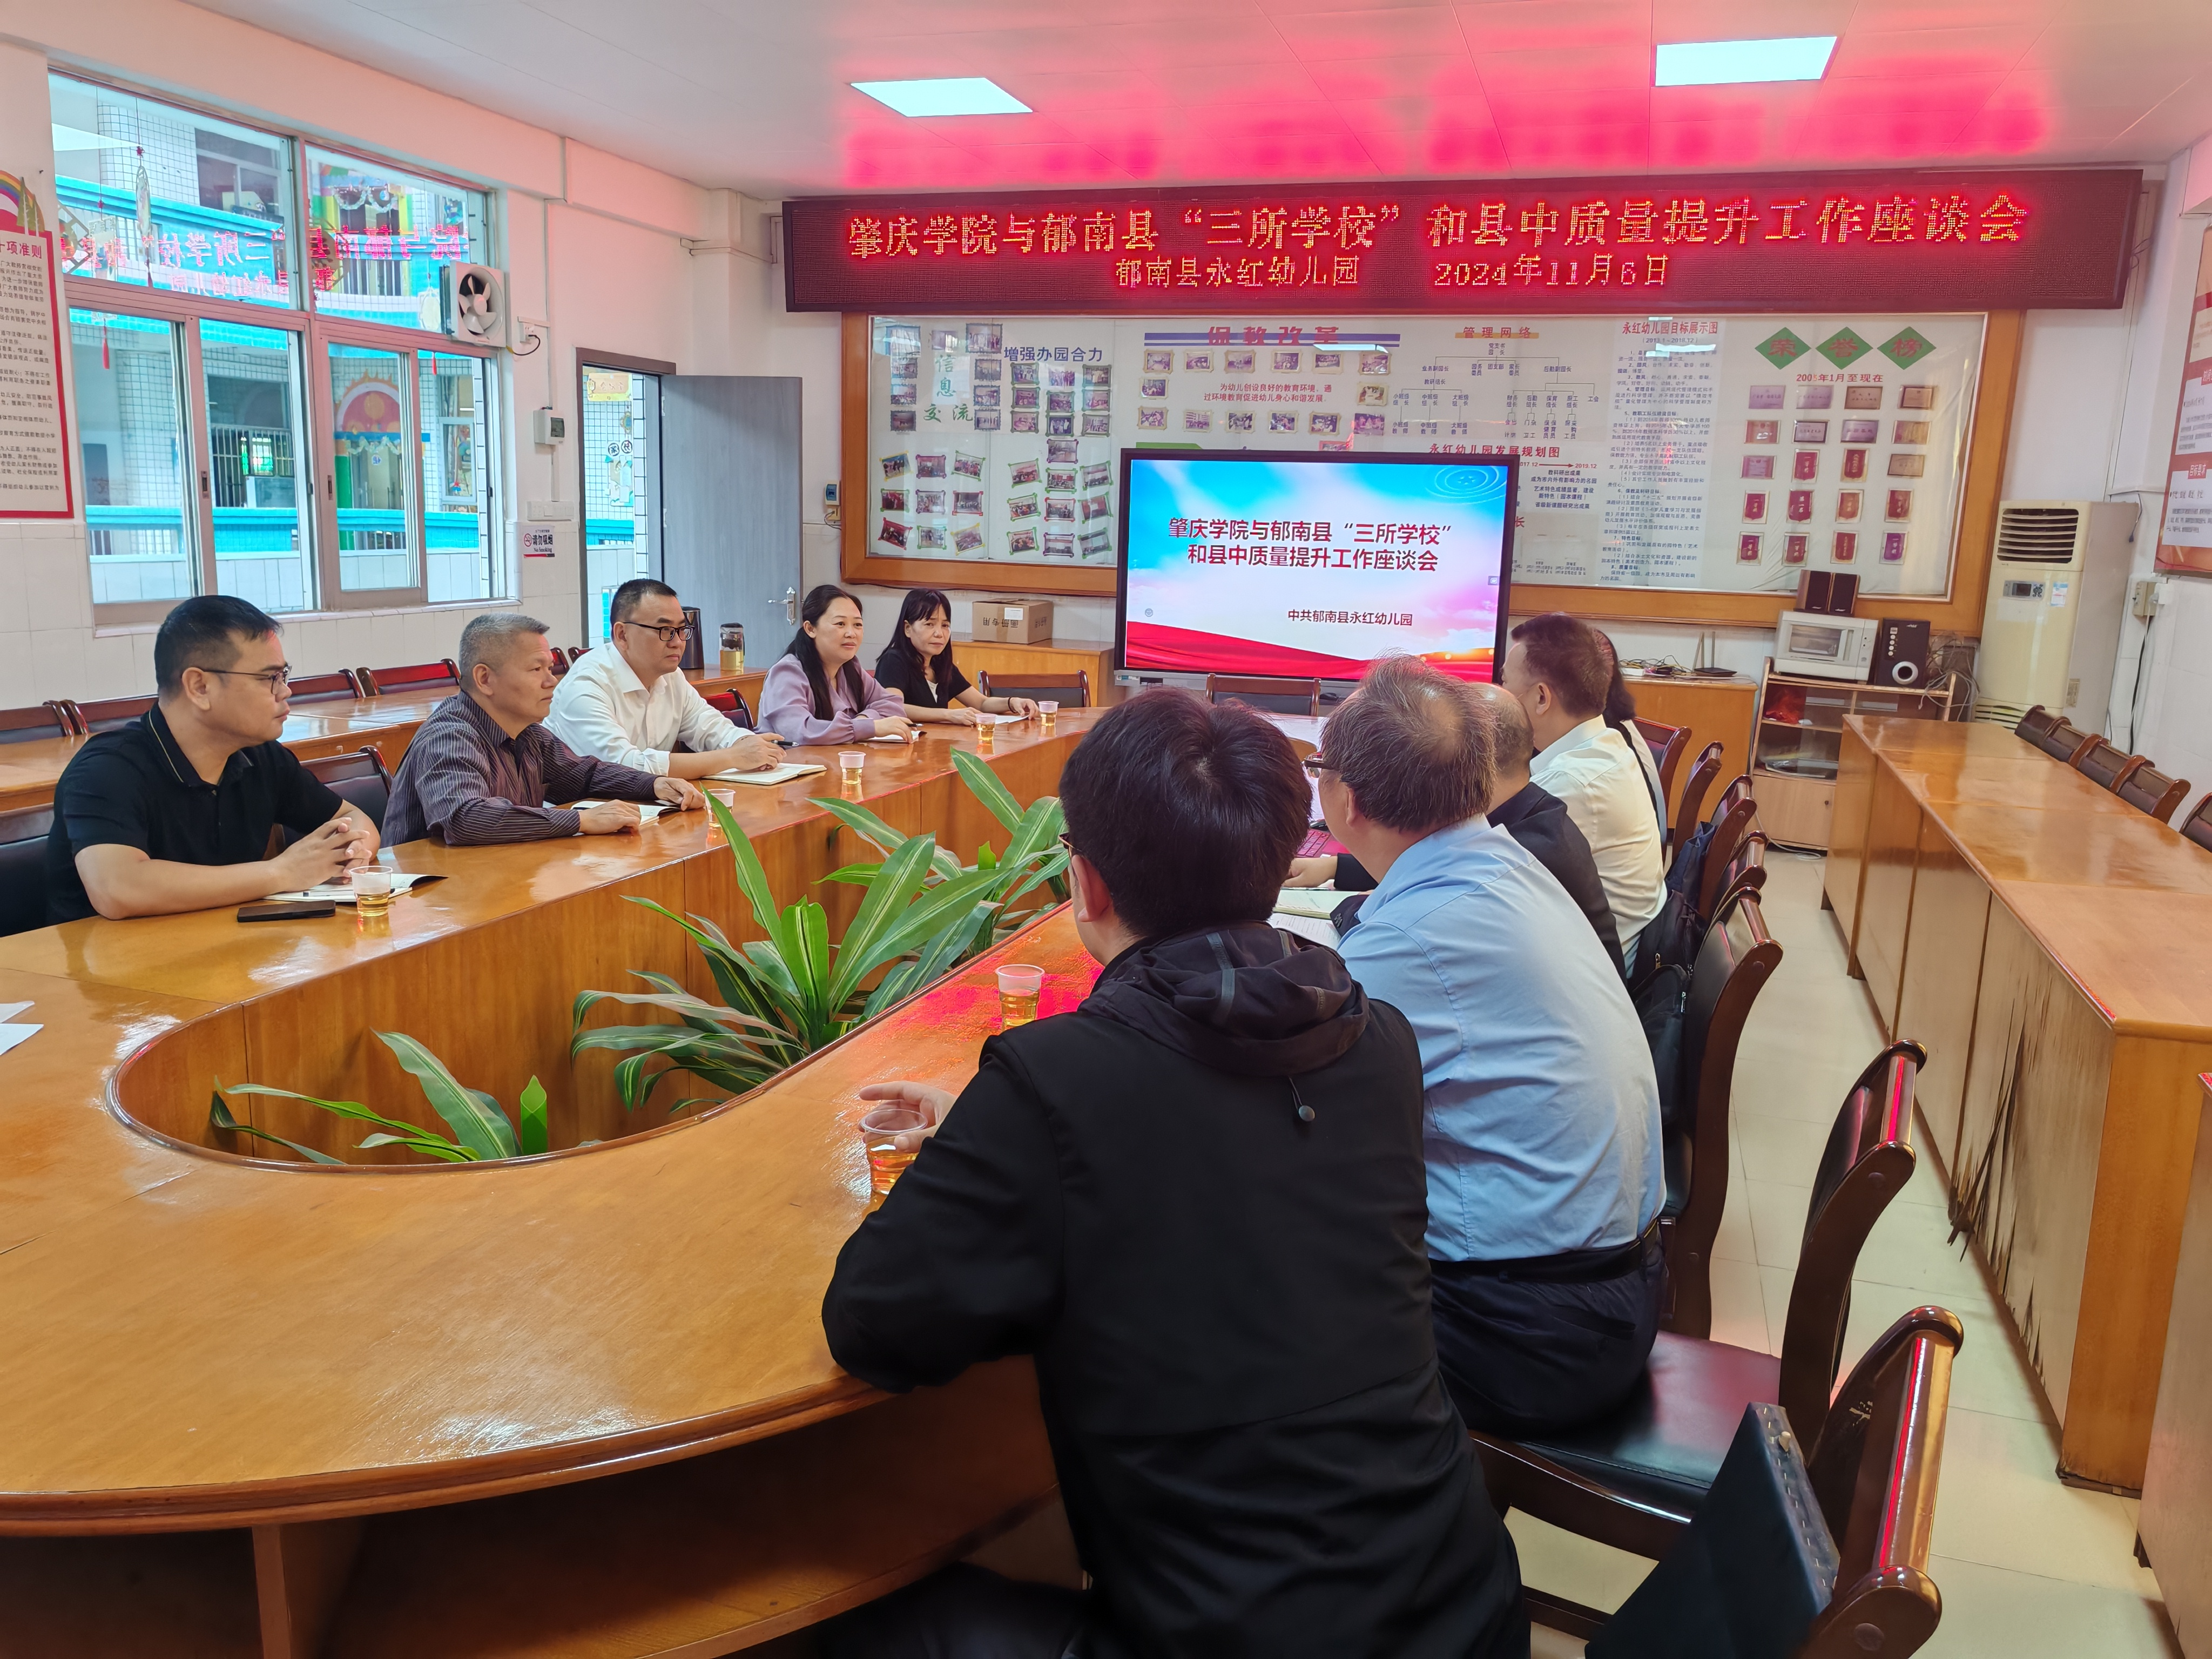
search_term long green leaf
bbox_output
[952,747,1025,832]
[518,1076,548,1155]
[376,1031,518,1159]
[1001,795,1065,867]
[208,1093,345,1165]
[850,862,1013,981]
[819,863,885,886]
[707,790,786,936]
[826,833,941,1008]
[223,1082,443,1142]
[356,1131,477,1161]
[818,795,964,880]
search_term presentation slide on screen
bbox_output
[1121,455,1510,679]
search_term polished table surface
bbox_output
[0,708,1098,1535]
[1831,715,2212,1491]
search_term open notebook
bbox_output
[703,762,827,787]
[270,872,446,904]
[1270,886,1343,920]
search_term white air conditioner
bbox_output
[439,262,511,349]
[1972,500,2136,731]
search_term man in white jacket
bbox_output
[548,579,785,779]
[1501,612,1665,966]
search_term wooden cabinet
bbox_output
[1751,659,1955,851]
[1620,673,1756,822]
[952,635,1121,706]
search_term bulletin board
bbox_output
[841,309,2022,635]
[2155,224,2212,576]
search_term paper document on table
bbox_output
[272,873,443,904]
[575,801,671,821]
[1272,913,1340,949]
[705,762,827,786]
[1271,886,1343,919]
[0,1001,31,1023]
[0,1023,43,1058]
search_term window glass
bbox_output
[204,321,313,613]
[307,148,488,332]
[71,309,199,606]
[329,343,414,591]
[49,74,296,308]
[581,367,659,644]
[419,351,497,602]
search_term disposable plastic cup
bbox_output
[839,750,865,793]
[351,868,394,919]
[996,963,1044,1028]
[859,1104,928,1205]
[1038,700,1058,733]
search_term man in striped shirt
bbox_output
[383,613,700,847]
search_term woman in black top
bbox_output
[872,588,1039,726]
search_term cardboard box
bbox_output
[973,599,1054,644]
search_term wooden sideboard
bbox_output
[1828,716,2212,1491]
[950,635,1121,706]
[1620,672,1757,824]
[2143,1074,2212,1655]
[0,712,1101,1654]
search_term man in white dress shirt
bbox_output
[548,579,786,779]
[1500,612,1665,965]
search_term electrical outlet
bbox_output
[2130,578,2162,620]
[2066,677,2081,707]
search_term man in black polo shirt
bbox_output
[47,597,377,923]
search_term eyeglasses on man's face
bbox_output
[198,665,292,694]
[1301,756,1339,777]
[624,619,691,645]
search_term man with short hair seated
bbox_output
[383,613,700,846]
[1289,682,1621,967]
[1500,611,1665,966]
[547,579,787,778]
[818,690,1526,1659]
[48,596,379,922]
[1320,656,1664,1437]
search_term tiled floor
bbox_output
[1519,851,2182,1658]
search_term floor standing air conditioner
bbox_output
[1971,500,2136,731]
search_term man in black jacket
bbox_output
[820,691,1526,1659]
[1291,682,1621,966]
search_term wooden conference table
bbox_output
[1827,716,2212,1492]
[0,710,1102,1656]
[0,666,768,815]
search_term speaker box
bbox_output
[1871,618,1932,687]
[1795,570,1860,615]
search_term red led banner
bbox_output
[786,168,2139,316]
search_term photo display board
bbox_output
[2156,224,2212,576]
[865,310,1982,597]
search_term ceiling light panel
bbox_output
[850,77,1031,117]
[1655,36,1838,86]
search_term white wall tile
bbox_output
[29,628,89,702]
[82,631,140,698]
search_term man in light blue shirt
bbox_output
[1319,656,1665,1437]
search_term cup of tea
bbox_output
[1038,700,1058,733]
[859,1103,928,1206]
[838,750,866,794]
[351,867,394,920]
[996,963,1044,1028]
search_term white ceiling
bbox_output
[180,0,2212,197]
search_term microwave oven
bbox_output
[1774,610,1879,681]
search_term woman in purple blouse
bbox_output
[759,585,915,746]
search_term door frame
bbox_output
[574,348,676,649]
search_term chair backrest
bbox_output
[550,650,573,679]
[2014,704,2058,743]
[976,669,1090,708]
[704,689,756,730]
[1635,717,1691,805]
[1696,797,1763,920]
[359,659,461,697]
[1668,888,1785,1337]
[1714,771,1755,820]
[0,802,55,938]
[2116,763,2191,824]
[1711,831,1770,918]
[0,702,78,744]
[1776,1041,1925,1445]
[2025,715,2096,765]
[1670,741,1725,864]
[298,746,391,830]
[1800,1306,1963,1659]
[1206,673,1319,716]
[2183,793,2212,852]
[68,694,157,735]
[2073,737,2145,793]
[1583,1401,1840,1659]
[283,670,362,706]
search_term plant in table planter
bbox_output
[208,1031,549,1165]
[571,790,1011,1116]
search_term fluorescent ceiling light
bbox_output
[850,77,1030,117]
[1655,36,1836,86]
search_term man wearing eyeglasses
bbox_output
[547,579,785,779]
[48,596,380,923]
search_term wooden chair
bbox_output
[1205,674,1320,716]
[0,801,54,938]
[282,670,363,706]
[1669,741,1724,865]
[0,702,79,744]
[2182,793,2212,852]
[1714,771,1754,821]
[2023,714,2097,765]
[1474,1040,1925,1569]
[1662,887,1783,1338]
[298,746,392,832]
[358,659,461,697]
[977,669,1090,708]
[64,694,157,735]
[2116,762,2191,824]
[2014,704,2059,743]
[704,688,756,730]
[1579,1310,1961,1657]
[1709,831,1769,918]
[1634,717,1691,807]
[550,650,574,679]
[2073,737,2147,794]
[1696,795,1763,921]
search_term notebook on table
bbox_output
[704,762,827,787]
